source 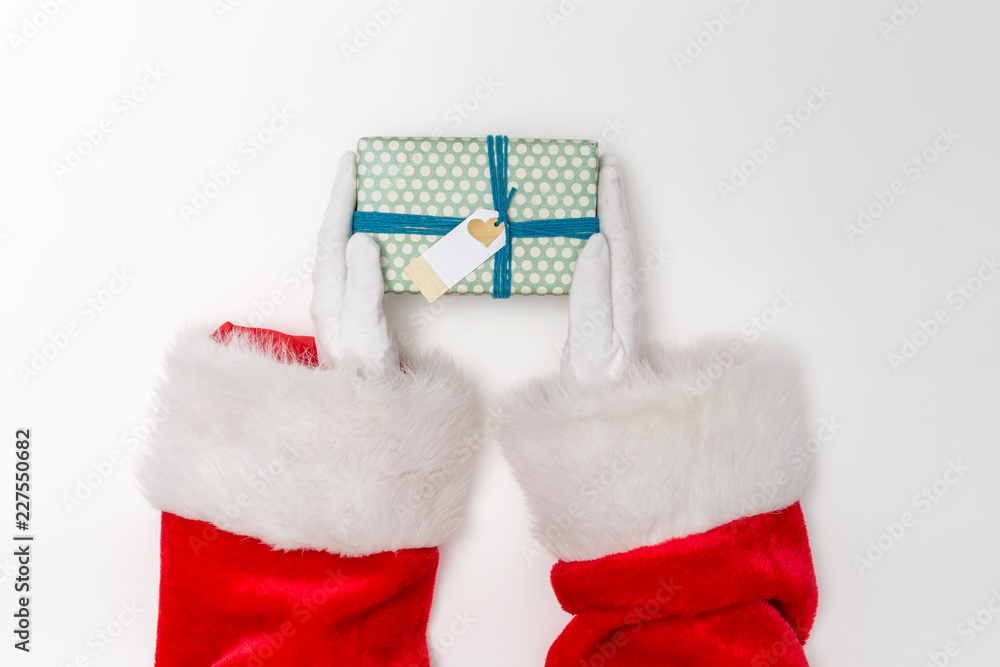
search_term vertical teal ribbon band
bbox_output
[487,135,517,298]
[352,135,599,298]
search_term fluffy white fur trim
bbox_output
[137,326,479,557]
[498,337,813,562]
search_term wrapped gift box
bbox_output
[354,136,599,296]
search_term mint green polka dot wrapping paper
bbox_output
[355,137,599,296]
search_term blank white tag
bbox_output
[403,208,506,302]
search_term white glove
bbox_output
[499,152,814,566]
[561,154,642,384]
[310,151,397,375]
[311,150,639,381]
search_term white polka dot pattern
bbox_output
[356,137,599,295]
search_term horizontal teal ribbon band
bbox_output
[352,210,599,238]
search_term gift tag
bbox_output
[404,208,506,303]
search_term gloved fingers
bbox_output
[339,233,396,376]
[311,151,358,367]
[598,154,642,360]
[562,233,627,383]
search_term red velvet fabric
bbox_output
[156,513,439,666]
[153,323,439,666]
[211,321,319,366]
[547,503,818,667]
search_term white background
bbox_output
[2,0,999,665]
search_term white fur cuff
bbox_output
[498,338,813,562]
[137,327,479,557]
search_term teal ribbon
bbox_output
[353,135,598,298]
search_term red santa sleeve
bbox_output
[137,323,478,667]
[498,337,820,667]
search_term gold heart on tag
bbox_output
[467,216,502,247]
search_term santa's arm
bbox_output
[497,154,819,666]
[137,153,479,667]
